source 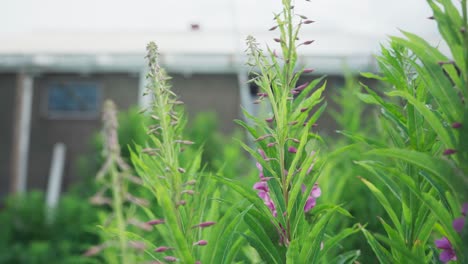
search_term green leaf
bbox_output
[359,176,402,234]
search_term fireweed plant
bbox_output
[85,100,149,263]
[349,0,468,263]
[216,0,360,263]
[128,43,248,264]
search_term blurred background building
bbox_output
[0,0,444,201]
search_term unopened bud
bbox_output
[288,146,297,153]
[147,219,165,225]
[175,140,195,145]
[274,38,281,43]
[192,221,216,228]
[265,117,274,123]
[269,25,278,31]
[178,167,186,173]
[452,122,462,128]
[443,149,457,155]
[255,134,273,141]
[303,20,315,24]
[267,142,277,147]
[184,180,197,185]
[154,246,173,252]
[164,256,178,262]
[193,240,208,246]
[302,40,315,45]
[295,82,309,91]
[303,68,314,73]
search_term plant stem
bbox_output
[110,158,129,264]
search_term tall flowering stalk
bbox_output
[222,0,359,262]
[129,43,220,263]
[85,100,149,263]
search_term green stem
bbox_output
[110,158,129,264]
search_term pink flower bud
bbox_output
[154,246,173,252]
[267,142,276,147]
[194,240,208,246]
[443,149,457,155]
[274,38,281,43]
[303,68,314,73]
[269,25,278,31]
[452,122,462,128]
[303,20,315,24]
[164,256,178,262]
[147,219,165,225]
[288,146,297,153]
[295,82,309,91]
[192,221,216,228]
[302,40,315,45]
[265,117,274,123]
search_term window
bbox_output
[45,82,101,119]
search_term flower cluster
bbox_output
[435,203,467,263]
[302,184,321,212]
[253,150,277,217]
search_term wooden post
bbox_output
[10,72,34,194]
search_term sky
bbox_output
[0,0,448,56]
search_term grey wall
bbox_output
[27,73,139,191]
[171,73,240,134]
[0,73,16,200]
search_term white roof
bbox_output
[0,0,450,73]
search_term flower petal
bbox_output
[435,237,452,250]
[453,217,465,233]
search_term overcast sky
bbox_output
[0,0,447,56]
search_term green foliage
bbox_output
[0,191,100,264]
[347,0,468,262]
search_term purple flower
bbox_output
[435,237,457,263]
[443,149,457,155]
[453,217,465,233]
[452,122,462,128]
[253,181,269,192]
[193,240,208,246]
[288,146,297,153]
[453,202,468,233]
[302,184,321,212]
[258,190,277,217]
[258,149,267,159]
